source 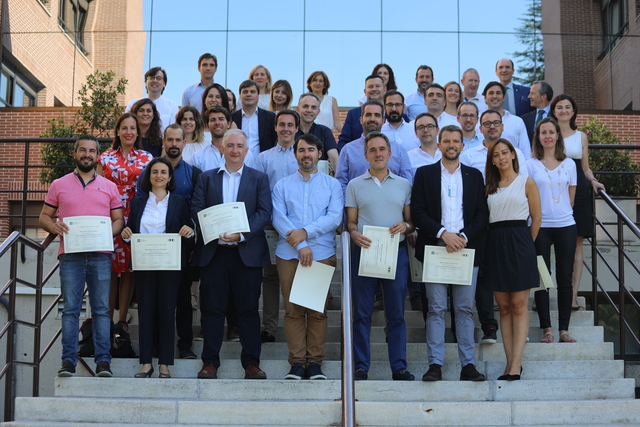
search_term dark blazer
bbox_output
[127,194,194,266]
[231,108,277,152]
[191,165,272,268]
[337,107,362,151]
[410,161,488,266]
[521,109,537,144]
[513,83,534,117]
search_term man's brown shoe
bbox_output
[244,364,267,379]
[197,362,218,379]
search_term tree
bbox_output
[39,70,127,184]
[511,0,544,85]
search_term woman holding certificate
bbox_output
[98,113,153,331]
[484,138,541,380]
[121,157,194,378]
[526,118,578,344]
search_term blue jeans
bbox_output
[59,252,112,365]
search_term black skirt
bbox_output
[572,159,595,238]
[484,220,539,293]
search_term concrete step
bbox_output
[13,396,640,426]
[51,377,636,401]
[68,359,626,382]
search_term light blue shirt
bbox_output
[381,120,420,151]
[192,144,255,172]
[272,171,343,261]
[463,132,484,151]
[182,81,207,112]
[335,135,414,200]
[254,143,299,191]
[405,91,425,121]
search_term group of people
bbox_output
[41,53,604,383]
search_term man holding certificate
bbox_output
[191,129,272,380]
[39,136,124,378]
[272,134,343,380]
[411,124,489,382]
[345,131,415,382]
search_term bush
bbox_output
[39,70,127,184]
[582,117,640,197]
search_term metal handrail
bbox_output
[587,190,640,360]
[0,231,59,421]
[340,231,355,427]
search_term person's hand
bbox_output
[441,231,466,253]
[121,227,133,240]
[389,221,409,236]
[591,179,606,194]
[219,232,241,243]
[298,246,313,267]
[350,230,372,249]
[286,229,308,247]
[178,225,193,237]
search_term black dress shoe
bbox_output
[422,364,442,381]
[260,330,275,343]
[179,348,197,359]
[460,363,486,381]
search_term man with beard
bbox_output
[406,65,435,120]
[137,124,203,359]
[381,91,419,151]
[295,93,339,169]
[40,136,124,378]
[411,125,488,382]
[193,106,255,171]
[336,100,413,198]
[271,134,343,380]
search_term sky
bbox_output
[138,0,533,108]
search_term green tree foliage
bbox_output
[39,70,127,184]
[582,117,640,197]
[511,0,544,85]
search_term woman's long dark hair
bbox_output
[131,98,162,147]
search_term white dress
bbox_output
[316,94,335,130]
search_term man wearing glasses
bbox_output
[126,67,179,133]
[481,81,531,159]
[407,113,441,171]
[381,91,420,151]
[457,102,483,151]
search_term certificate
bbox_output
[407,244,424,283]
[197,202,250,245]
[289,262,335,313]
[62,216,114,254]
[318,160,330,175]
[131,233,181,271]
[358,225,400,279]
[422,245,475,286]
[530,255,556,292]
[264,229,279,265]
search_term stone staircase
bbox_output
[4,260,640,426]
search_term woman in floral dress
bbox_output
[97,113,153,329]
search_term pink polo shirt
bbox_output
[44,172,122,255]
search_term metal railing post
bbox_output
[340,231,355,427]
[617,214,625,361]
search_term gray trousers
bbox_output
[425,266,479,366]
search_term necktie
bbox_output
[535,109,545,127]
[502,87,511,114]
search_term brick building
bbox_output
[543,0,640,110]
[1,0,145,107]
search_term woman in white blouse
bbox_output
[527,118,578,344]
[121,158,194,378]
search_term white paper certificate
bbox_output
[358,225,400,279]
[407,244,424,283]
[197,202,250,245]
[422,245,475,286]
[264,229,279,265]
[531,255,556,292]
[62,216,114,254]
[131,233,181,271]
[289,262,335,313]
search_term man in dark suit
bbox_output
[191,129,273,380]
[231,80,277,157]
[496,58,533,117]
[337,75,386,151]
[522,81,554,144]
[411,125,488,382]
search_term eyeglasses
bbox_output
[147,75,164,82]
[385,103,403,109]
[482,120,503,128]
[416,124,437,131]
[458,114,478,120]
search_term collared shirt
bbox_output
[536,105,550,122]
[407,146,442,174]
[217,164,245,245]
[192,143,255,172]
[126,96,179,133]
[241,108,260,158]
[336,135,414,199]
[460,143,529,181]
[437,112,460,128]
[464,94,488,115]
[439,162,464,238]
[381,120,420,151]
[254,143,299,191]
[140,191,170,234]
[181,81,207,112]
[462,132,484,151]
[500,110,531,159]
[136,158,200,204]
[405,91,425,121]
[295,122,337,160]
[272,171,343,261]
